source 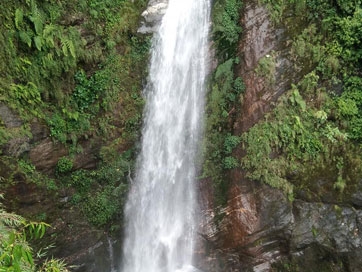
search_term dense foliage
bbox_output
[241,0,362,199]
[2,0,362,267]
[0,0,149,150]
[202,0,244,205]
[202,0,362,205]
[0,0,149,257]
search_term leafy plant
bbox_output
[56,157,73,175]
[73,70,103,112]
[223,156,239,169]
[0,197,68,271]
[212,0,243,60]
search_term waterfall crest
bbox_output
[121,0,210,271]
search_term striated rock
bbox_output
[198,176,362,271]
[0,103,31,157]
[138,0,168,33]
[0,102,22,128]
[29,136,99,174]
[29,138,68,174]
[236,0,306,133]
[30,119,49,143]
[4,178,118,272]
[197,177,293,271]
[4,137,30,157]
[72,139,100,170]
[282,201,362,272]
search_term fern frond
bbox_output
[61,38,68,56]
[46,52,53,61]
[43,24,57,47]
[15,8,24,30]
[29,15,43,35]
[43,24,57,36]
[60,38,76,58]
[0,211,25,227]
[67,40,76,58]
[19,31,32,47]
[19,57,32,66]
[29,1,44,35]
[34,35,43,51]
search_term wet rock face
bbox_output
[197,178,292,272]
[0,103,30,157]
[198,179,362,271]
[292,201,362,253]
[196,0,362,271]
[138,0,168,33]
[236,1,304,133]
[3,177,119,272]
[29,137,99,174]
[0,103,23,128]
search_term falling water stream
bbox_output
[121,0,210,271]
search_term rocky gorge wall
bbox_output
[196,0,362,271]
[2,0,361,271]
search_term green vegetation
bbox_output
[203,0,362,205]
[240,86,360,199]
[0,0,150,263]
[0,196,69,272]
[63,151,133,228]
[1,0,361,267]
[240,0,362,199]
[0,0,149,151]
[202,0,244,205]
[55,157,73,176]
[212,0,243,60]
[0,2,149,189]
[255,52,276,84]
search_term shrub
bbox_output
[212,0,242,60]
[223,156,239,169]
[56,157,73,175]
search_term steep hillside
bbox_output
[1,0,362,271]
[198,0,362,271]
[0,0,149,270]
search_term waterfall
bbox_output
[121,0,210,271]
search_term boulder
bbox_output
[138,0,168,33]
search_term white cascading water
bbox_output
[120,0,210,271]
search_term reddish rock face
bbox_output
[197,1,362,270]
[197,176,292,271]
[29,133,101,174]
[235,1,303,133]
[29,138,68,174]
[241,3,276,71]
[200,183,258,250]
[196,1,295,268]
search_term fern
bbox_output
[61,37,76,58]
[19,31,32,47]
[68,40,76,58]
[43,24,57,47]
[14,8,24,30]
[0,210,25,228]
[34,35,42,51]
[61,39,68,56]
[29,1,44,35]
